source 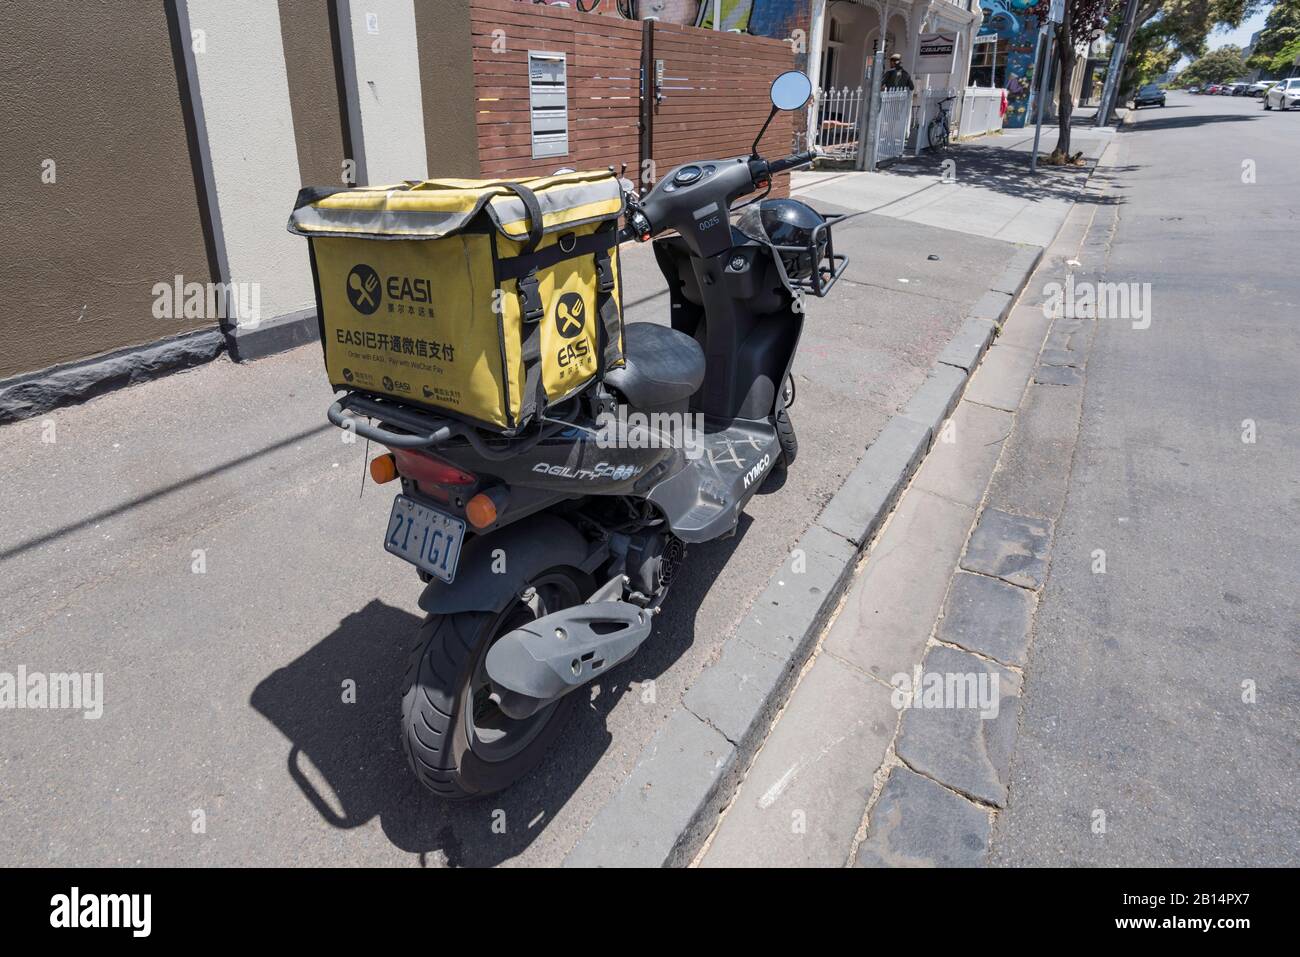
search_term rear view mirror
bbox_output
[770,71,813,111]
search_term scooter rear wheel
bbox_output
[400,569,586,799]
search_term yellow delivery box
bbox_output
[287,171,625,433]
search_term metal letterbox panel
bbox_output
[530,88,567,110]
[531,134,568,159]
[529,55,565,85]
[528,51,568,160]
[530,108,568,134]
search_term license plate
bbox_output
[383,495,465,583]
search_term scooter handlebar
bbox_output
[764,151,816,176]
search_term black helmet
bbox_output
[736,199,827,281]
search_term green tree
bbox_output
[1054,0,1123,158]
[1115,0,1262,103]
[1246,0,1300,69]
[1265,35,1300,70]
[1174,43,1249,84]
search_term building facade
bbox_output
[807,0,982,95]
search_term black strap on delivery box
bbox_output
[495,183,624,420]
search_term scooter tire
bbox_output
[399,570,585,800]
[776,407,798,467]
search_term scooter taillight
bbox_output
[390,448,477,487]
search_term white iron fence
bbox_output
[874,87,912,165]
[809,84,998,165]
[813,86,865,160]
[957,87,1005,139]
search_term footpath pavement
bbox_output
[689,136,1125,868]
[565,130,1117,867]
[792,124,1116,247]
[0,148,1037,866]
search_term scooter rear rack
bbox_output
[327,391,573,460]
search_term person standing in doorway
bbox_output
[881,52,914,90]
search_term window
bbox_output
[820,16,843,87]
[970,34,998,87]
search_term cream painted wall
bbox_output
[180,0,315,327]
[338,0,429,185]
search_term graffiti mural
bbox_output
[977,0,1041,128]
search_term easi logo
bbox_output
[554,291,586,339]
[743,453,771,489]
[553,292,591,368]
[50,887,151,937]
[347,264,436,316]
[890,665,1000,719]
[0,666,103,719]
[346,264,382,314]
[1042,274,1153,329]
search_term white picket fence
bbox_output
[811,85,996,164]
[957,87,1005,139]
[814,86,866,160]
[875,87,913,164]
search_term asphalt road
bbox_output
[991,92,1300,864]
[0,203,1020,865]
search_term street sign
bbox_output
[915,32,958,74]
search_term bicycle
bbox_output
[927,95,957,152]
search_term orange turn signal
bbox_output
[466,492,499,529]
[369,453,398,484]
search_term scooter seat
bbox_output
[606,322,705,409]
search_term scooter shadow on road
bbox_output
[247,515,750,866]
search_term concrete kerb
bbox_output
[563,204,1066,870]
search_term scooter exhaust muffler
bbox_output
[485,598,653,720]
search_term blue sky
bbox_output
[1170,4,1275,70]
[1209,6,1273,51]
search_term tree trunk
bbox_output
[1053,20,1075,158]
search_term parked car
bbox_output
[1205,84,1221,94]
[1187,86,1201,94]
[1247,81,1274,97]
[1226,83,1246,95]
[1134,84,1166,107]
[1264,77,1300,110]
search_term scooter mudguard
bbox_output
[416,514,598,616]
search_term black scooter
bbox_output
[328,71,851,798]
